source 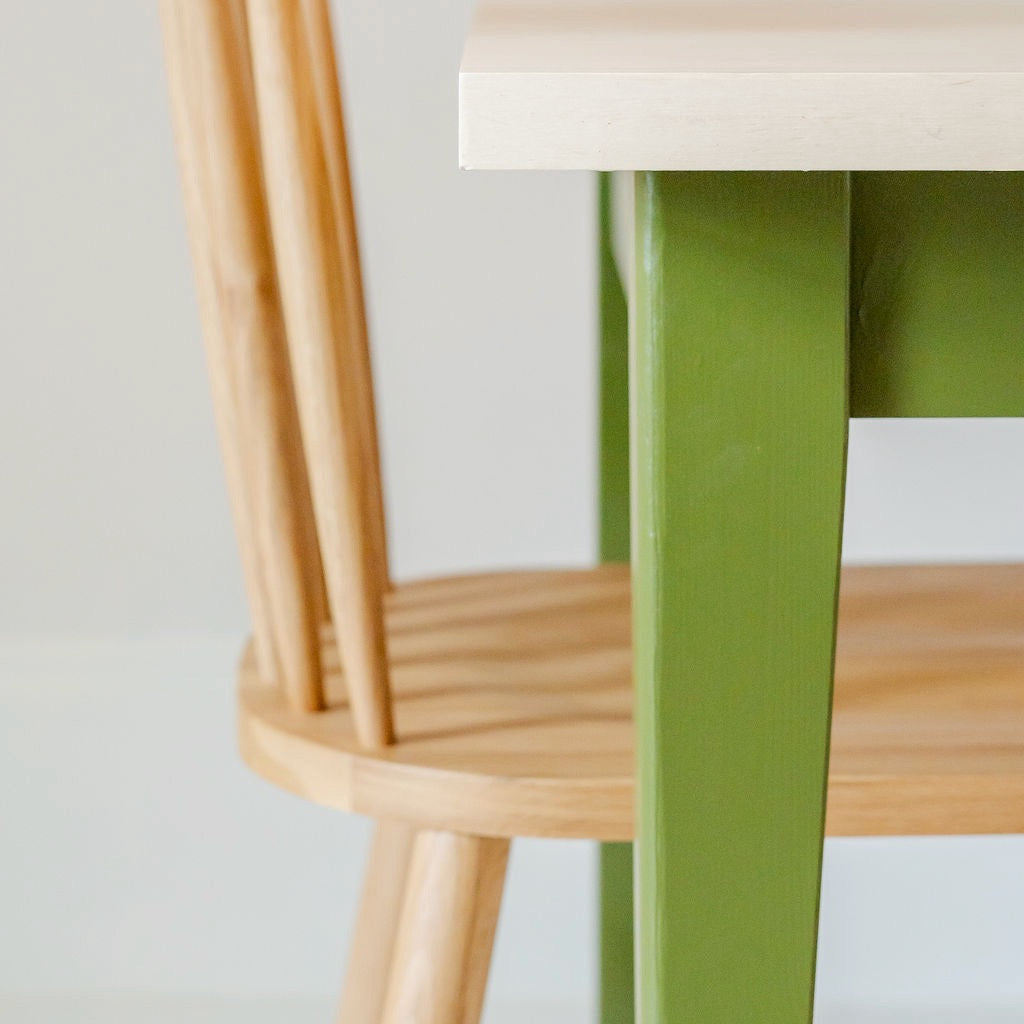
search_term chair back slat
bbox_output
[300,0,391,589]
[246,0,395,746]
[161,0,327,711]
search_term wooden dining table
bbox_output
[459,4,1024,1022]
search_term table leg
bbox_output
[597,172,635,1024]
[631,172,849,1023]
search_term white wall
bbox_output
[0,0,596,637]
[1,0,1022,1018]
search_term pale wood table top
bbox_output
[459,2,1024,170]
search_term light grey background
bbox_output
[1,0,1023,1020]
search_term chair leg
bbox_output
[337,820,416,1024]
[380,830,510,1024]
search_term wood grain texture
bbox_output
[161,0,326,712]
[162,0,275,683]
[631,171,850,1024]
[829,564,1024,836]
[240,566,635,840]
[238,563,1024,841]
[297,0,390,587]
[380,831,509,1024]
[246,0,393,746]
[459,2,1024,170]
[850,172,1024,418]
[336,820,415,1024]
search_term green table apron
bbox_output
[597,171,1024,1024]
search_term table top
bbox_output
[459,2,1024,170]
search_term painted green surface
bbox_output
[599,173,631,564]
[599,842,635,1024]
[632,172,849,1024]
[597,173,635,1024]
[850,171,1024,417]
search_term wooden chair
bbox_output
[160,2,1024,1022]
[160,2,630,1021]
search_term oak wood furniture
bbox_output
[462,5,1024,1024]
[159,1,1024,1022]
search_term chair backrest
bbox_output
[161,0,395,747]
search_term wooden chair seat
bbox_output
[239,562,1024,841]
[239,564,635,840]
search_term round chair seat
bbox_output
[240,565,634,840]
[238,563,1024,840]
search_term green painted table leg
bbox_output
[632,172,850,1023]
[597,172,635,1024]
[599,842,634,1024]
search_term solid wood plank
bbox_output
[460,3,1024,170]
[631,172,849,1023]
[246,0,393,746]
[336,820,415,1024]
[237,563,1024,841]
[596,172,634,1024]
[161,0,326,711]
[380,831,509,1024]
[850,172,1024,418]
